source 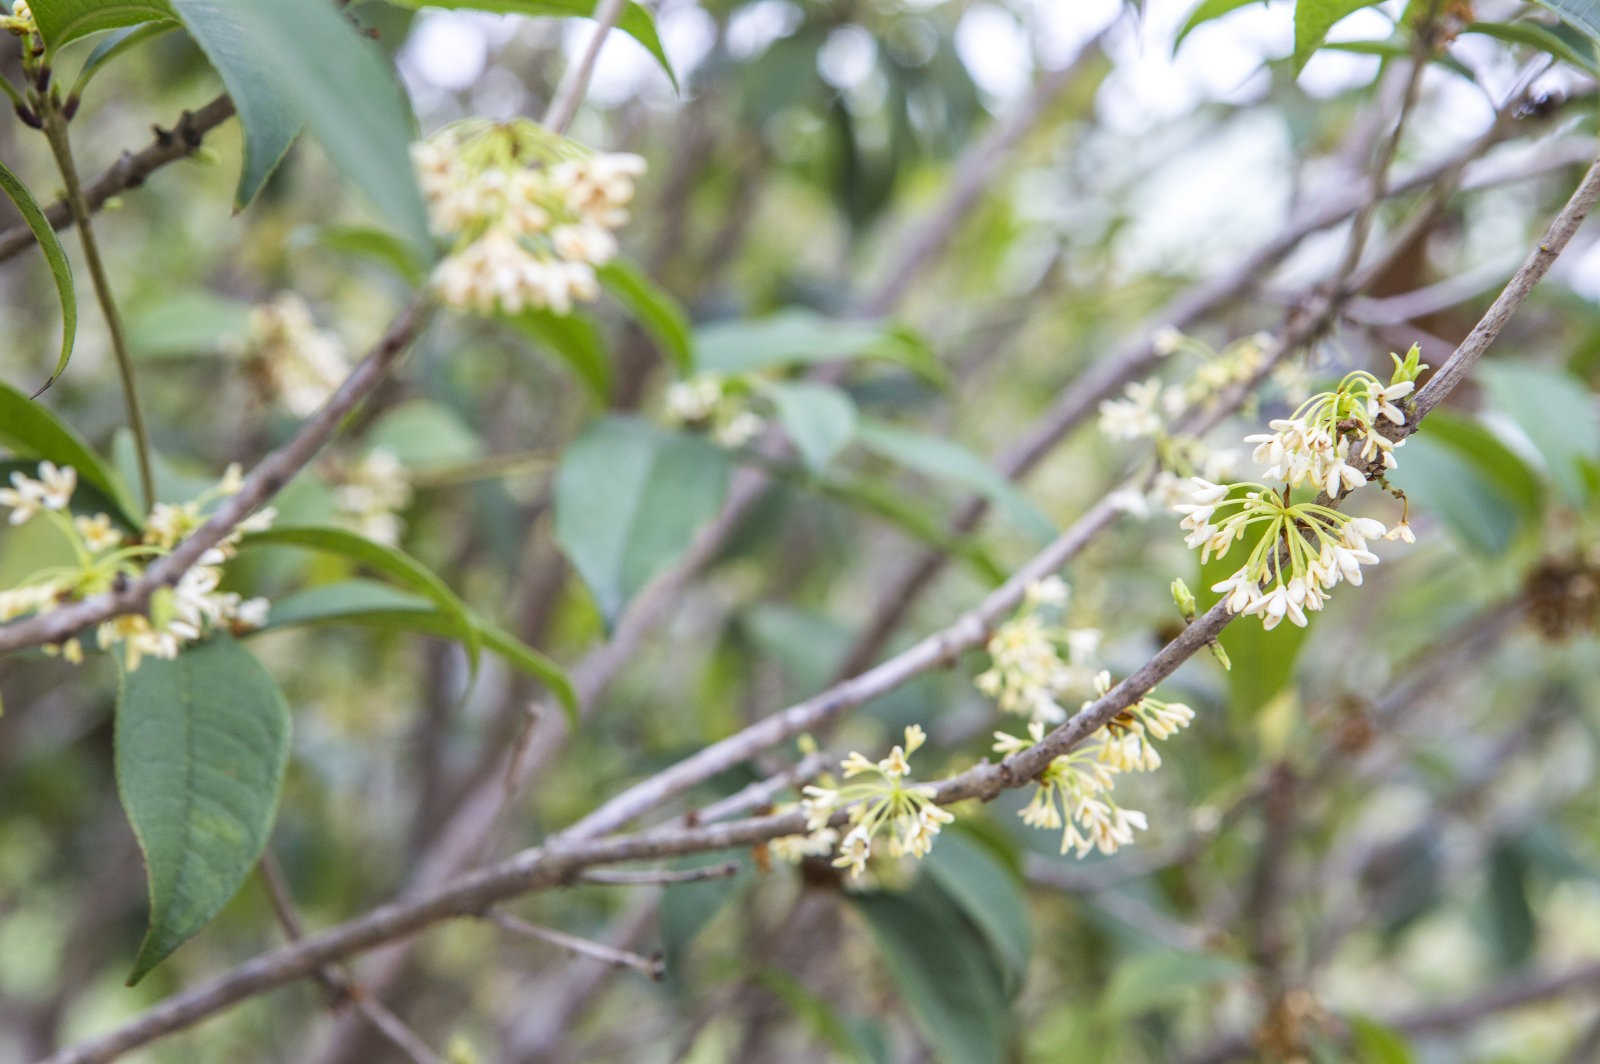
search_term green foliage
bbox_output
[595,258,694,374]
[1388,412,1543,555]
[1293,0,1386,71]
[1532,0,1600,43]
[854,419,1055,542]
[922,831,1032,997]
[29,0,174,51]
[366,400,485,470]
[125,290,251,361]
[1346,1015,1417,1063]
[1098,949,1246,1019]
[1174,0,1269,51]
[659,857,752,984]
[377,0,677,90]
[314,225,428,286]
[0,381,140,524]
[69,22,177,99]
[115,634,290,983]
[505,307,611,401]
[554,416,731,623]
[1479,362,1600,506]
[1199,540,1311,721]
[695,310,941,383]
[169,0,432,258]
[0,159,76,396]
[1463,18,1600,78]
[764,380,858,472]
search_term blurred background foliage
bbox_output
[2,0,1600,1061]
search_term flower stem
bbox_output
[40,97,155,513]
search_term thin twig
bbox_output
[580,861,740,886]
[486,910,664,979]
[542,0,628,135]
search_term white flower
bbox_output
[36,462,75,509]
[0,470,45,525]
[1024,576,1069,609]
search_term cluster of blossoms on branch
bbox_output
[779,725,954,880]
[1176,346,1425,631]
[413,120,645,316]
[661,372,767,449]
[242,293,352,418]
[326,449,412,546]
[0,463,273,668]
[974,575,1101,723]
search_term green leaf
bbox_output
[169,0,432,260]
[111,431,219,507]
[1532,0,1600,43]
[1485,838,1536,969]
[764,381,857,472]
[1478,362,1600,506]
[29,0,174,50]
[0,159,76,397]
[70,21,178,98]
[1347,1015,1417,1064]
[239,524,480,671]
[379,0,677,90]
[1175,0,1267,52]
[854,419,1056,542]
[1463,19,1600,77]
[313,224,428,286]
[1098,949,1247,1019]
[115,634,290,983]
[1318,38,1477,80]
[1293,0,1385,72]
[0,380,140,525]
[125,290,251,361]
[596,258,693,374]
[696,309,942,383]
[851,875,1012,1064]
[660,856,752,983]
[1414,412,1544,519]
[808,472,1007,584]
[554,416,731,623]
[366,399,484,470]
[260,580,577,723]
[505,308,611,403]
[922,833,1032,997]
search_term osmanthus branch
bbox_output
[0,299,432,655]
[542,0,629,135]
[0,94,235,263]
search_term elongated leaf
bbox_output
[596,258,693,373]
[696,310,942,382]
[0,160,76,396]
[1479,362,1600,506]
[923,833,1031,998]
[116,634,290,983]
[808,472,1006,584]
[1294,0,1385,72]
[367,400,484,470]
[854,419,1055,542]
[1464,19,1600,77]
[125,290,251,361]
[240,525,480,670]
[1099,949,1247,1018]
[1319,38,1476,79]
[30,0,174,50]
[554,416,730,623]
[765,381,857,472]
[379,0,676,89]
[71,21,177,97]
[1175,0,1266,51]
[314,225,427,286]
[506,308,611,402]
[1347,1016,1417,1064]
[1534,0,1600,42]
[169,0,432,258]
[0,381,140,525]
[261,580,577,722]
[1386,430,1522,555]
[851,875,1012,1064]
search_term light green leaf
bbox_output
[1347,1015,1417,1064]
[1386,429,1522,555]
[169,0,432,259]
[111,431,218,507]
[1478,362,1600,506]
[0,380,140,525]
[596,258,693,374]
[764,381,857,472]
[379,0,676,90]
[0,159,76,396]
[314,224,428,286]
[125,290,251,361]
[923,833,1032,998]
[696,309,942,383]
[29,0,174,50]
[366,400,485,470]
[1463,19,1600,77]
[1175,0,1268,51]
[1098,949,1247,1019]
[239,524,480,671]
[851,875,1012,1064]
[854,419,1056,542]
[115,634,290,983]
[70,21,177,98]
[554,416,731,623]
[1294,0,1385,72]
[505,308,611,403]
[1318,38,1476,80]
[1533,0,1600,42]
[808,472,1007,584]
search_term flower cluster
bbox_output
[992,669,1195,857]
[973,576,1102,723]
[328,449,412,546]
[244,294,351,418]
[661,373,766,449]
[2,2,33,37]
[415,120,645,316]
[0,462,272,668]
[776,725,954,880]
[1098,329,1284,445]
[1174,346,1425,630]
